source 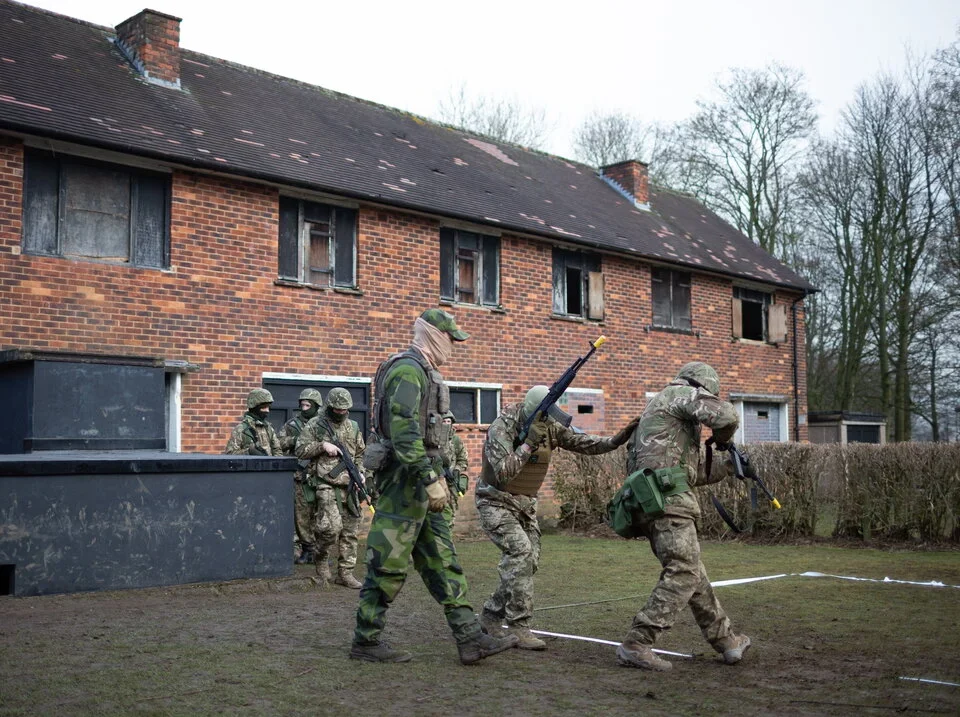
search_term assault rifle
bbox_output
[710,441,781,533]
[517,336,606,446]
[322,420,375,514]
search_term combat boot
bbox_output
[504,623,547,651]
[295,547,314,565]
[458,632,520,665]
[616,640,673,671]
[479,611,507,638]
[314,550,331,587]
[716,633,751,665]
[349,641,413,663]
[334,570,363,589]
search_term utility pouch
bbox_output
[651,465,687,494]
[423,412,447,450]
[456,472,469,496]
[607,467,686,538]
[302,481,316,505]
[363,437,393,472]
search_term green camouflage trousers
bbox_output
[625,492,732,647]
[353,467,481,646]
[293,478,316,551]
[476,495,541,627]
[315,486,361,571]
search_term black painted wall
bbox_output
[0,452,296,596]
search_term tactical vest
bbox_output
[502,441,552,497]
[371,349,450,454]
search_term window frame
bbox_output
[439,228,500,307]
[651,267,692,331]
[278,197,358,289]
[552,247,604,320]
[22,149,171,269]
[732,287,787,343]
[446,381,502,425]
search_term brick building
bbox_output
[0,2,814,518]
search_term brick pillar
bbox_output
[115,10,181,88]
[600,159,650,206]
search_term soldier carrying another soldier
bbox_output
[476,385,638,650]
[295,388,367,589]
[350,309,518,665]
[614,361,751,671]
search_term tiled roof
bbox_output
[0,1,814,291]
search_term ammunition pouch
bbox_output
[606,466,689,538]
[363,437,393,473]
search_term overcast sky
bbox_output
[19,0,960,158]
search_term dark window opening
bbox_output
[440,228,499,307]
[450,387,500,425]
[847,424,881,444]
[23,149,170,268]
[553,248,602,319]
[0,565,14,596]
[733,287,771,341]
[757,410,769,419]
[278,198,357,288]
[577,405,594,414]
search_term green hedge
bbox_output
[551,442,960,542]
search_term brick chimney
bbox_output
[600,159,650,209]
[115,9,182,89]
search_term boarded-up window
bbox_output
[552,248,602,319]
[767,303,787,344]
[439,228,499,307]
[22,149,169,268]
[277,198,357,288]
[651,268,691,330]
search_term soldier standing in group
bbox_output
[476,385,638,650]
[350,309,518,665]
[280,389,323,565]
[224,388,283,456]
[295,388,366,589]
[615,361,751,671]
[440,411,469,530]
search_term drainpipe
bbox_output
[791,291,808,442]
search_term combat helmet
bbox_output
[299,388,323,406]
[247,388,274,409]
[676,362,720,396]
[326,387,353,410]
[521,385,573,427]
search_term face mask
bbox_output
[302,403,319,419]
[327,407,347,423]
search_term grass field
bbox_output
[2,534,959,715]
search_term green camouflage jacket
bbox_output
[626,380,739,486]
[479,402,619,492]
[380,352,440,481]
[279,413,309,456]
[224,412,283,456]
[295,416,365,487]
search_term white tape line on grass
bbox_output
[899,677,960,687]
[711,573,790,587]
[528,629,693,658]
[798,571,960,589]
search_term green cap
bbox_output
[420,309,469,341]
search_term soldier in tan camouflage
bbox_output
[616,361,751,671]
[279,389,323,565]
[295,387,366,589]
[476,385,638,650]
[440,411,469,530]
[224,388,283,456]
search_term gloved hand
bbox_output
[611,417,640,447]
[425,477,448,512]
[524,418,549,450]
[248,444,267,456]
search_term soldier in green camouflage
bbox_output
[616,361,751,671]
[280,389,323,565]
[350,309,519,665]
[440,411,469,530]
[476,386,639,650]
[224,388,283,456]
[295,387,366,589]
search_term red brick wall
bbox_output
[115,10,181,85]
[0,138,808,526]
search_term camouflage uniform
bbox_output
[619,361,749,668]
[295,408,365,583]
[476,396,633,642]
[440,420,469,529]
[280,389,322,562]
[224,389,283,456]
[352,310,517,664]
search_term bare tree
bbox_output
[683,64,817,260]
[436,85,550,149]
[572,111,656,167]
